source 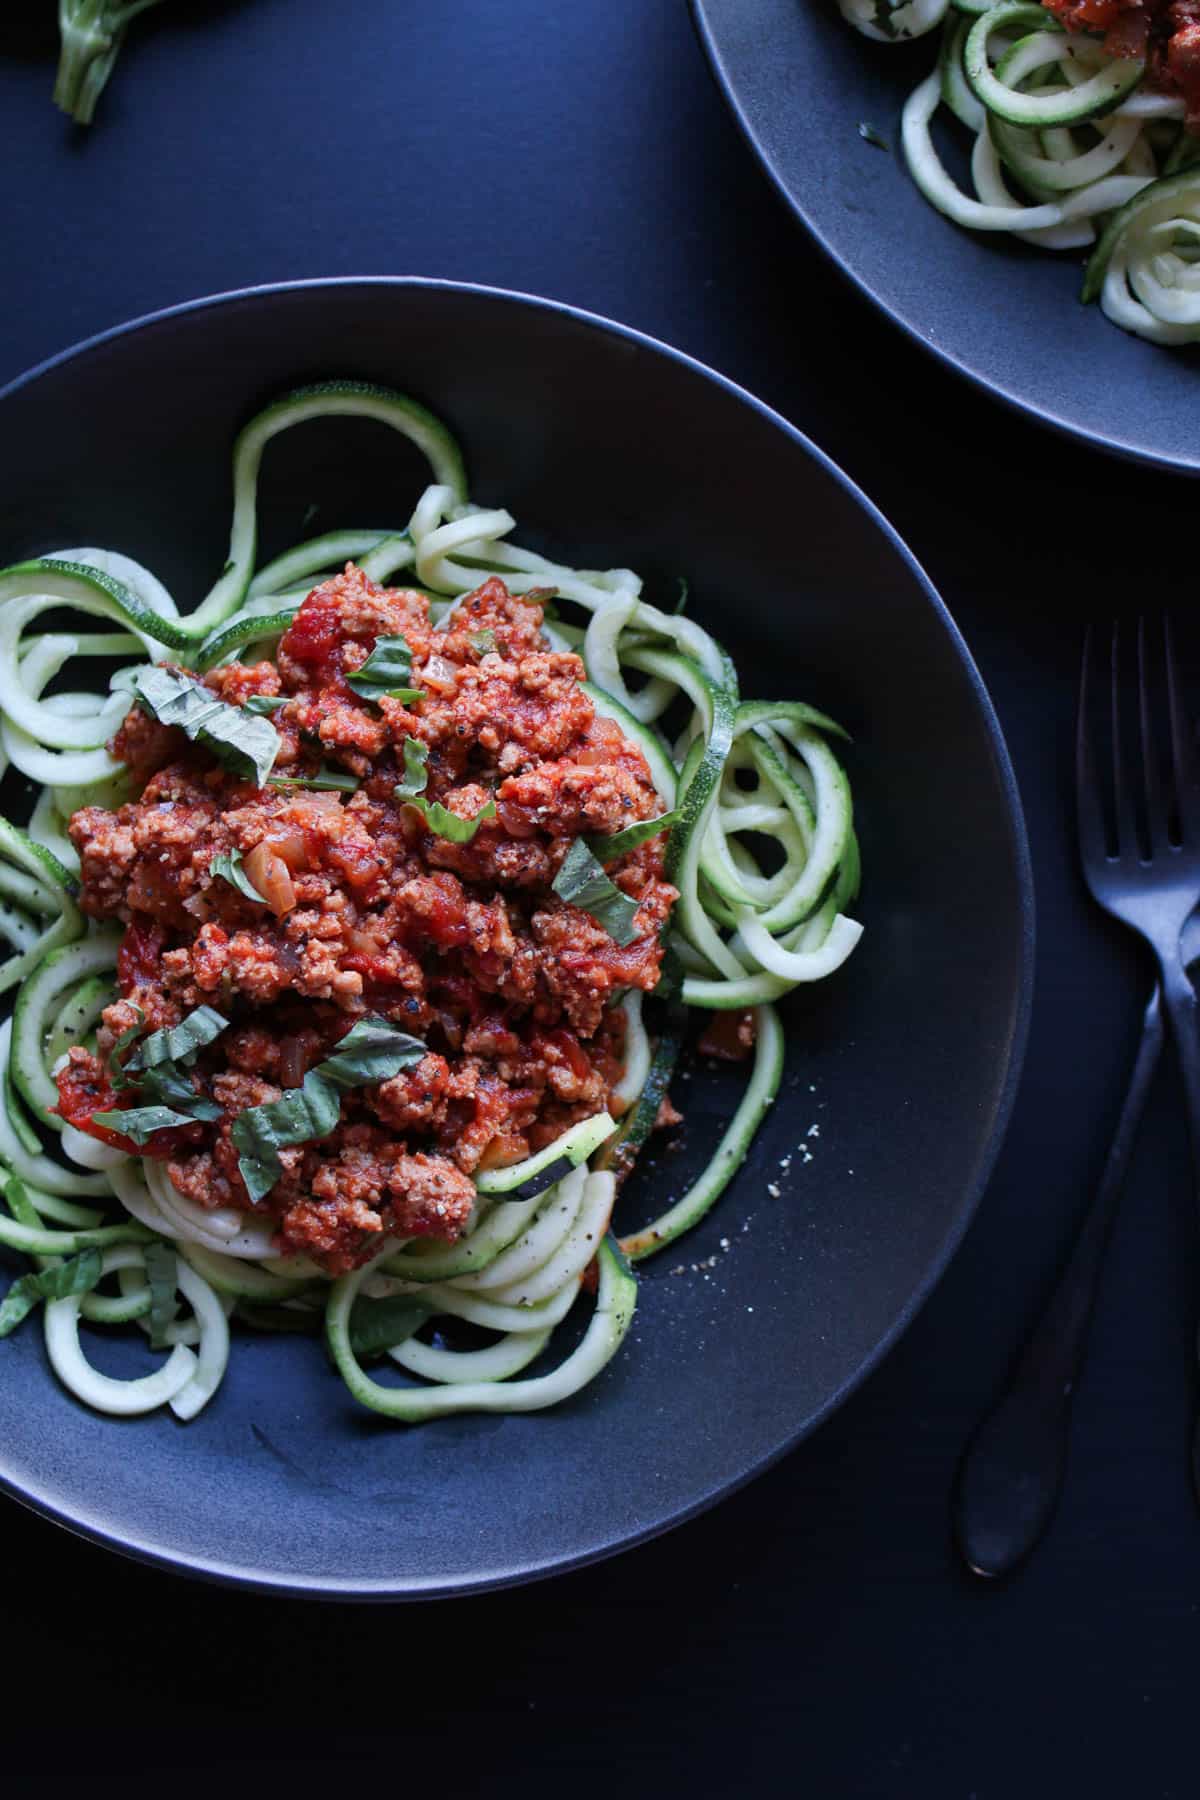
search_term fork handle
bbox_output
[1158,952,1200,1167]
[953,982,1164,1579]
[1155,952,1200,1508]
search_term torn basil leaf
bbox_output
[348,1293,432,1361]
[0,1248,103,1338]
[133,664,279,788]
[408,796,495,843]
[210,848,268,904]
[552,838,641,946]
[126,1005,227,1074]
[394,736,429,800]
[469,629,497,656]
[135,1063,223,1121]
[243,694,288,715]
[589,811,681,864]
[268,767,359,793]
[232,1017,430,1200]
[90,1104,203,1145]
[144,1240,180,1350]
[320,1018,427,1088]
[231,1071,341,1204]
[345,634,423,703]
[110,1004,227,1125]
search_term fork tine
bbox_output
[1137,615,1170,855]
[1077,623,1117,869]
[1110,619,1139,864]
[1163,612,1200,846]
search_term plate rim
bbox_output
[0,275,1036,1599]
[689,0,1200,480]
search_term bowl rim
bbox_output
[689,0,1200,480]
[0,275,1035,1598]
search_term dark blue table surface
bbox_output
[2,3,1196,1788]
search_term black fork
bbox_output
[954,617,1200,1576]
[1078,617,1200,1100]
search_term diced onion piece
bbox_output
[244,842,296,916]
[422,654,458,692]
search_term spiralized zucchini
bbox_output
[844,0,1200,344]
[0,382,862,1424]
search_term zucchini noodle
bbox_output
[842,0,1200,344]
[0,381,862,1424]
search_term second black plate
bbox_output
[693,0,1200,475]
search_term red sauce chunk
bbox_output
[1040,0,1200,126]
[61,568,677,1273]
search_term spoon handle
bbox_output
[953,982,1164,1579]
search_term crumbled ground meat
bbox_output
[60,568,676,1273]
[1041,0,1200,125]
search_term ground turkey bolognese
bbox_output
[55,568,677,1273]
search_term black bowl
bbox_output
[692,0,1200,476]
[0,279,1032,1597]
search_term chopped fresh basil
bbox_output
[126,1005,227,1074]
[90,1103,203,1144]
[133,664,279,788]
[394,735,429,800]
[552,838,641,946]
[232,1014,429,1201]
[348,1293,432,1361]
[243,694,289,715]
[589,811,681,864]
[134,1063,223,1121]
[231,1071,341,1205]
[113,1005,226,1123]
[210,848,268,904]
[0,1248,103,1338]
[268,767,359,792]
[319,1018,427,1088]
[143,1240,179,1350]
[408,795,495,843]
[345,634,423,703]
[469,628,497,656]
[858,120,890,150]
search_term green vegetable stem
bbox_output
[55,0,169,127]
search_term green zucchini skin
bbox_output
[324,1233,636,1423]
[964,8,1144,129]
[1082,166,1200,301]
[619,1005,785,1263]
[0,378,865,1423]
[475,1112,617,1199]
[595,1008,687,1186]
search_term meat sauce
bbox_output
[61,568,678,1272]
[1040,0,1200,124]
